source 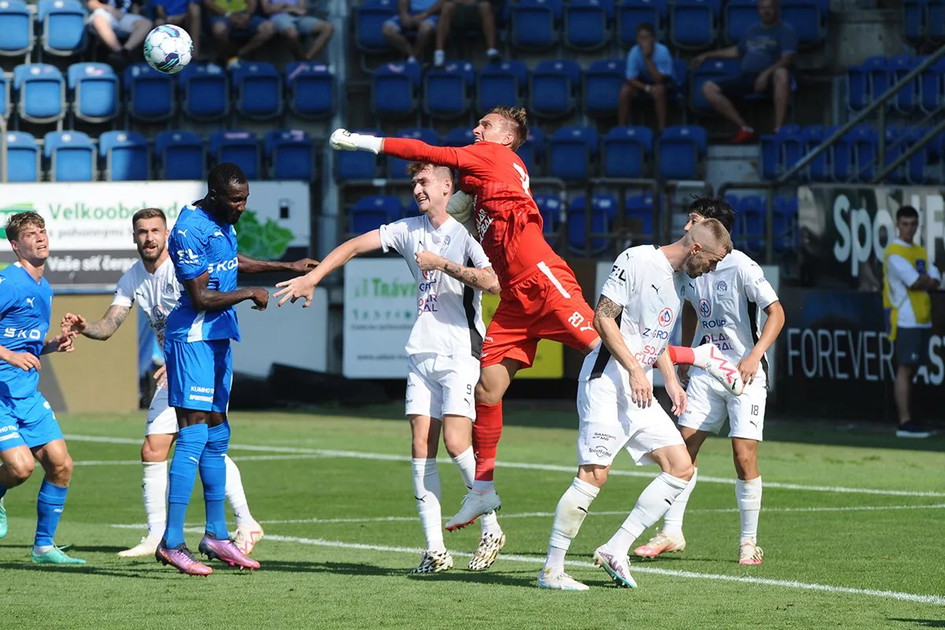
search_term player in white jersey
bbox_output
[634,196,784,565]
[537,220,733,591]
[60,208,265,558]
[276,162,506,573]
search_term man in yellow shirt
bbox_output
[204,0,276,67]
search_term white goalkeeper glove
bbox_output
[329,128,383,154]
[446,190,477,237]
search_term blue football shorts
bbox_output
[165,338,233,413]
[0,391,62,452]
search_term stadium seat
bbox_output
[3,131,40,182]
[564,0,614,51]
[99,130,149,181]
[509,0,563,51]
[68,62,119,123]
[0,0,33,60]
[782,0,827,49]
[0,72,8,119]
[178,63,229,121]
[617,0,667,47]
[124,62,174,122]
[885,125,927,184]
[265,129,315,180]
[847,56,888,113]
[735,195,765,253]
[423,61,474,119]
[285,61,333,119]
[602,125,653,178]
[689,58,739,114]
[773,194,798,253]
[567,194,617,255]
[154,130,204,180]
[335,129,380,181]
[14,63,65,124]
[928,0,945,44]
[549,125,598,182]
[723,0,757,45]
[847,124,878,182]
[779,123,804,175]
[625,193,655,238]
[902,0,925,45]
[656,125,707,179]
[387,127,439,179]
[443,126,474,147]
[889,55,919,114]
[372,62,421,120]
[529,59,582,119]
[44,130,95,181]
[799,124,832,182]
[759,123,801,181]
[349,195,400,234]
[353,0,396,55]
[476,60,527,113]
[516,125,544,175]
[231,61,283,120]
[920,56,945,114]
[209,130,260,180]
[584,58,624,119]
[670,0,719,50]
[532,193,563,238]
[37,0,87,57]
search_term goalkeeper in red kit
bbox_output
[276,106,745,531]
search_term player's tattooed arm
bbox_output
[63,304,132,340]
[594,295,622,319]
[442,260,501,294]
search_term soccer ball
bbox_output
[143,25,193,75]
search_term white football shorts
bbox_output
[576,366,685,467]
[405,352,479,420]
[145,386,179,436]
[679,368,767,441]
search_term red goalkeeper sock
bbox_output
[472,401,503,483]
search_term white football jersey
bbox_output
[580,245,684,381]
[111,257,182,346]
[683,249,779,367]
[379,214,491,358]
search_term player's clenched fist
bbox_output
[329,128,382,154]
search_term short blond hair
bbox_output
[487,106,528,150]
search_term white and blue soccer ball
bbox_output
[143,25,194,75]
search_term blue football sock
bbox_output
[0,480,8,499]
[35,481,68,548]
[200,421,230,539]
[164,423,208,547]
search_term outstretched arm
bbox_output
[62,304,132,341]
[330,129,465,169]
[237,253,319,275]
[415,252,500,294]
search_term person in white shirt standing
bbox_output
[276,162,505,574]
[61,208,265,558]
[634,196,784,565]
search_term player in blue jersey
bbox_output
[155,162,316,575]
[0,211,84,565]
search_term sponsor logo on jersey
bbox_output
[208,256,238,273]
[699,298,711,318]
[716,280,728,293]
[657,307,673,327]
[3,327,42,340]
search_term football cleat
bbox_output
[156,542,213,576]
[593,546,638,588]
[233,522,265,555]
[31,545,86,565]
[118,536,161,558]
[537,567,589,591]
[468,530,506,571]
[738,540,764,565]
[445,490,501,531]
[198,532,260,570]
[410,549,454,574]
[0,497,6,538]
[694,343,745,395]
[633,530,687,559]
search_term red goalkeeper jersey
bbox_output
[382,138,564,285]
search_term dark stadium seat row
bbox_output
[846,55,945,114]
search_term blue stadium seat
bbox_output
[689,58,739,114]
[516,125,544,175]
[567,194,616,255]
[902,0,926,45]
[759,123,801,180]
[532,193,563,238]
[779,123,804,174]
[625,193,655,238]
[14,63,65,124]
[99,130,149,181]
[564,0,614,51]
[443,126,474,147]
[617,0,667,47]
[602,125,653,178]
[265,129,314,180]
[723,0,757,45]
[231,61,282,120]
[3,131,40,182]
[0,0,33,59]
[285,61,334,119]
[920,56,945,114]
[782,0,827,48]
[423,61,474,119]
[387,127,440,179]
[44,130,95,181]
[124,63,174,122]
[656,125,707,179]
[154,130,204,180]
[476,60,527,113]
[670,0,719,50]
[927,0,945,43]
[37,0,87,57]
[885,125,927,184]
[529,59,581,119]
[773,195,798,252]
[349,195,400,234]
[178,63,229,121]
[372,62,421,119]
[890,55,919,114]
[799,124,832,181]
[509,0,563,51]
[584,58,624,119]
[209,130,260,180]
[735,195,765,253]
[0,72,8,119]
[335,128,380,181]
[847,56,888,113]
[549,125,598,182]
[68,62,119,123]
[353,0,396,54]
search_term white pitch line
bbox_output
[67,434,945,497]
[75,454,324,466]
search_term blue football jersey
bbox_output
[0,263,53,398]
[165,205,241,342]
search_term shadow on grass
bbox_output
[887,620,945,628]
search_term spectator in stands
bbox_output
[433,0,500,67]
[153,0,202,60]
[690,0,796,143]
[87,0,153,70]
[204,0,276,68]
[618,22,676,132]
[882,205,940,439]
[383,0,443,65]
[260,0,333,60]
